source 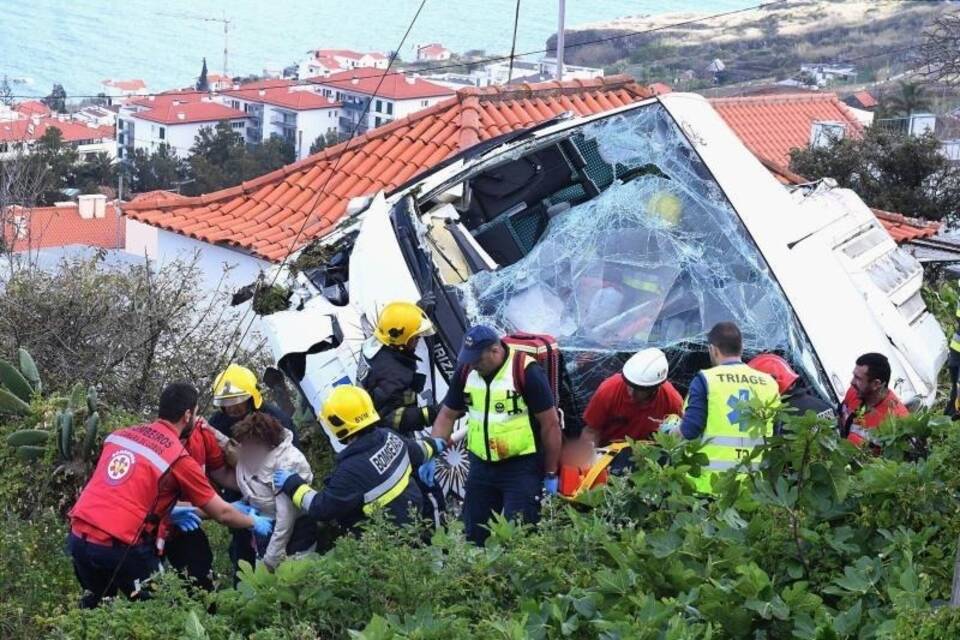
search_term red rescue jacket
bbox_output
[70,421,190,546]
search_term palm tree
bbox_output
[881,81,932,117]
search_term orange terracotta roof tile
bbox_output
[709,93,864,169]
[3,203,123,252]
[123,75,653,262]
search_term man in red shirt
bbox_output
[67,382,273,608]
[162,418,239,591]
[839,352,909,447]
[582,348,683,446]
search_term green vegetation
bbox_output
[789,127,960,223]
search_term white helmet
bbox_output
[623,348,669,387]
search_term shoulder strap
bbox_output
[512,351,535,397]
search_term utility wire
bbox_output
[195,0,430,416]
[507,0,522,84]
[5,1,789,100]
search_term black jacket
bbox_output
[281,426,438,530]
[785,388,836,421]
[358,343,434,434]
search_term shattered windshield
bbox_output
[456,103,828,415]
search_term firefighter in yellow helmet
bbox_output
[209,363,298,577]
[357,302,437,435]
[273,385,445,532]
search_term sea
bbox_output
[0,0,755,99]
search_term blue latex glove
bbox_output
[249,514,274,538]
[430,437,447,456]
[273,468,294,490]
[543,474,559,496]
[230,500,257,517]
[418,459,437,487]
[170,506,202,532]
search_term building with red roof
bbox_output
[416,43,452,62]
[100,79,148,105]
[710,92,939,245]
[15,100,51,117]
[123,75,654,265]
[2,195,123,254]
[0,115,115,161]
[309,68,455,135]
[222,83,341,160]
[297,49,389,79]
[117,90,249,160]
[843,90,879,111]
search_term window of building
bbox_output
[374,116,382,127]
[376,100,383,112]
[0,142,7,153]
[159,127,165,140]
[421,100,429,107]
[232,121,245,130]
[231,100,240,109]
[386,102,394,115]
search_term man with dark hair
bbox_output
[67,382,274,608]
[839,352,908,446]
[430,325,562,546]
[675,322,780,493]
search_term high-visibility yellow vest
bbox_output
[465,348,537,462]
[692,362,780,493]
[951,301,960,353]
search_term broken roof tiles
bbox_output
[123,75,655,262]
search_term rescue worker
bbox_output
[208,363,297,577]
[162,417,240,592]
[67,382,274,608]
[948,300,960,419]
[209,364,297,444]
[674,322,780,493]
[429,325,562,546]
[272,385,445,532]
[358,301,437,434]
[358,300,446,526]
[839,352,908,446]
[747,353,835,421]
[581,348,684,446]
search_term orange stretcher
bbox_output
[558,441,634,499]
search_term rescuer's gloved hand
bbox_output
[170,506,202,532]
[273,469,295,491]
[249,514,274,538]
[543,473,559,496]
[659,414,683,436]
[418,459,437,487]
[430,437,447,456]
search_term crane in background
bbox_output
[157,11,232,80]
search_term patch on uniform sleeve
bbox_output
[106,449,136,485]
[368,432,404,474]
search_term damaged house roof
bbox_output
[709,92,940,244]
[123,75,655,262]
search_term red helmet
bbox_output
[748,353,799,395]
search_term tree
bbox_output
[196,57,209,92]
[125,143,188,194]
[920,11,960,86]
[309,130,342,155]
[185,122,293,195]
[41,83,67,113]
[789,126,960,222]
[0,75,12,106]
[74,152,116,195]
[880,81,932,118]
[33,127,79,204]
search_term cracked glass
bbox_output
[454,104,830,417]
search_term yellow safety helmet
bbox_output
[321,385,379,442]
[212,364,263,409]
[373,301,435,347]
[647,191,682,227]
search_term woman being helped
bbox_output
[233,412,315,570]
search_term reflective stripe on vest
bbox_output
[69,422,187,545]
[464,348,537,462]
[695,363,780,492]
[363,452,412,515]
[105,433,172,474]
